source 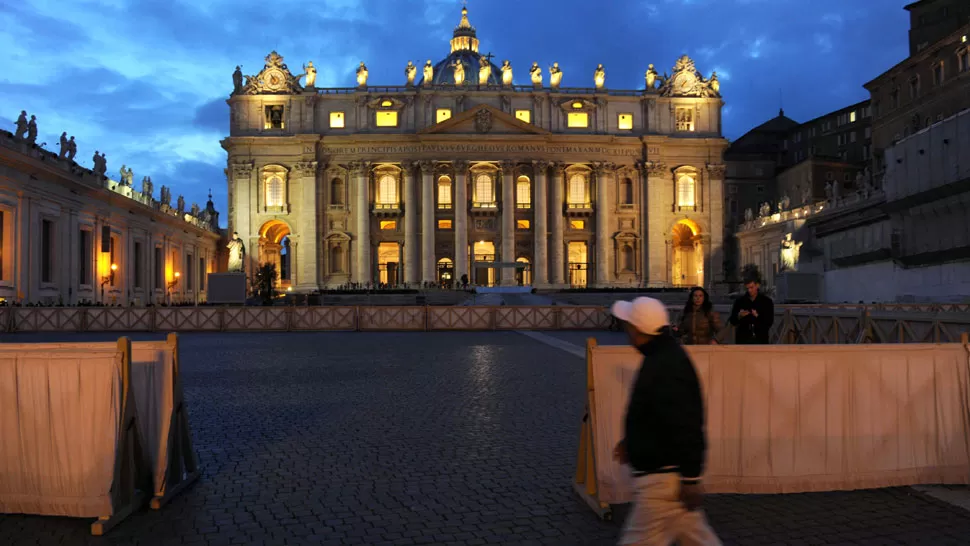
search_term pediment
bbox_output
[419,104,549,136]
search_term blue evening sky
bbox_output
[0,0,908,226]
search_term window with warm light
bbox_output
[438,219,453,230]
[516,176,531,208]
[675,107,694,131]
[618,113,633,130]
[376,174,398,207]
[676,174,696,207]
[515,110,531,123]
[380,220,397,230]
[567,112,589,128]
[849,111,857,123]
[436,108,452,123]
[329,111,345,128]
[570,220,585,229]
[376,111,398,127]
[266,176,284,207]
[516,220,530,230]
[474,173,496,206]
[567,174,589,206]
[380,100,393,107]
[437,176,452,209]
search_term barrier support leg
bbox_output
[572,338,612,521]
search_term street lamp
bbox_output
[167,272,180,305]
[101,263,117,303]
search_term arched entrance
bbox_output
[515,257,531,286]
[472,241,496,287]
[437,257,454,288]
[259,220,292,289]
[568,241,588,288]
[670,220,703,287]
[377,242,401,286]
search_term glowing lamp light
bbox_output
[174,272,181,278]
[110,263,118,272]
[287,286,293,292]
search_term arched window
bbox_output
[567,174,588,206]
[621,244,634,271]
[516,176,531,208]
[620,178,633,205]
[474,173,495,206]
[266,176,284,207]
[437,176,452,209]
[331,178,344,206]
[330,246,344,273]
[676,174,696,208]
[377,174,398,206]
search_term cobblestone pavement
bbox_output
[1,331,970,546]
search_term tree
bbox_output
[253,263,278,305]
[741,263,762,284]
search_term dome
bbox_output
[417,6,502,87]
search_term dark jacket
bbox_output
[676,309,723,345]
[728,293,774,344]
[623,333,706,480]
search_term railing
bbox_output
[1,305,966,342]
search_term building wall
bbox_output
[782,101,872,167]
[823,260,970,303]
[0,133,221,306]
[906,0,970,56]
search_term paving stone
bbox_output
[1,331,970,546]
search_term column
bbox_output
[351,161,371,284]
[402,161,418,284]
[645,161,669,285]
[532,160,549,286]
[296,161,319,291]
[594,162,613,287]
[549,162,565,286]
[500,161,515,285]
[453,160,469,283]
[706,163,726,288]
[419,161,436,283]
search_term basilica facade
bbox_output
[222,7,727,290]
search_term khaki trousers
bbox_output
[618,473,721,546]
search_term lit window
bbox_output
[329,111,345,128]
[266,176,284,207]
[567,174,588,206]
[516,220,530,230]
[436,109,452,123]
[516,176,531,208]
[849,111,857,123]
[376,174,398,206]
[676,174,695,207]
[515,110,531,123]
[618,113,633,130]
[438,219,453,230]
[474,173,495,206]
[675,107,694,131]
[380,220,397,230]
[381,100,393,107]
[572,102,583,109]
[567,112,589,128]
[570,220,585,229]
[437,176,452,209]
[376,111,398,127]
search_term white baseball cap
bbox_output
[610,297,669,335]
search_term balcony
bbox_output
[437,203,453,210]
[564,202,593,216]
[372,202,402,217]
[470,201,499,215]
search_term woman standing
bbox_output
[674,287,722,345]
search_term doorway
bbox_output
[472,241,496,287]
[378,242,401,286]
[568,241,588,288]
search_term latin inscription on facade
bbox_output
[320,144,640,157]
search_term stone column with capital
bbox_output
[419,161,436,283]
[500,161,516,285]
[453,160,469,283]
[594,162,614,287]
[532,160,549,286]
[549,162,565,286]
[295,161,319,291]
[644,161,669,285]
[402,161,418,285]
[350,161,371,284]
[706,163,726,287]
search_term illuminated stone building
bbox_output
[222,6,727,290]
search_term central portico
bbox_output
[221,6,728,290]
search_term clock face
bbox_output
[264,68,286,90]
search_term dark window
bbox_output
[134,242,143,289]
[187,253,194,290]
[41,219,53,283]
[200,257,206,290]
[79,230,91,285]
[0,210,5,280]
[154,247,163,289]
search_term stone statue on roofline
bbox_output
[177,194,185,214]
[501,60,513,86]
[303,61,316,87]
[744,207,753,223]
[26,115,38,143]
[423,60,434,86]
[356,62,368,87]
[529,62,542,87]
[405,60,417,86]
[549,62,562,89]
[232,65,243,94]
[15,111,28,139]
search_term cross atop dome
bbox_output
[450,4,479,53]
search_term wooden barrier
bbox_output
[0,335,200,534]
[574,334,970,520]
[1,305,968,340]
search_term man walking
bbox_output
[610,297,720,546]
[728,273,774,344]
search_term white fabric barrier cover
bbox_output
[590,343,970,504]
[0,345,123,517]
[131,342,175,498]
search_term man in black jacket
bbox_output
[611,296,720,545]
[728,276,774,344]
